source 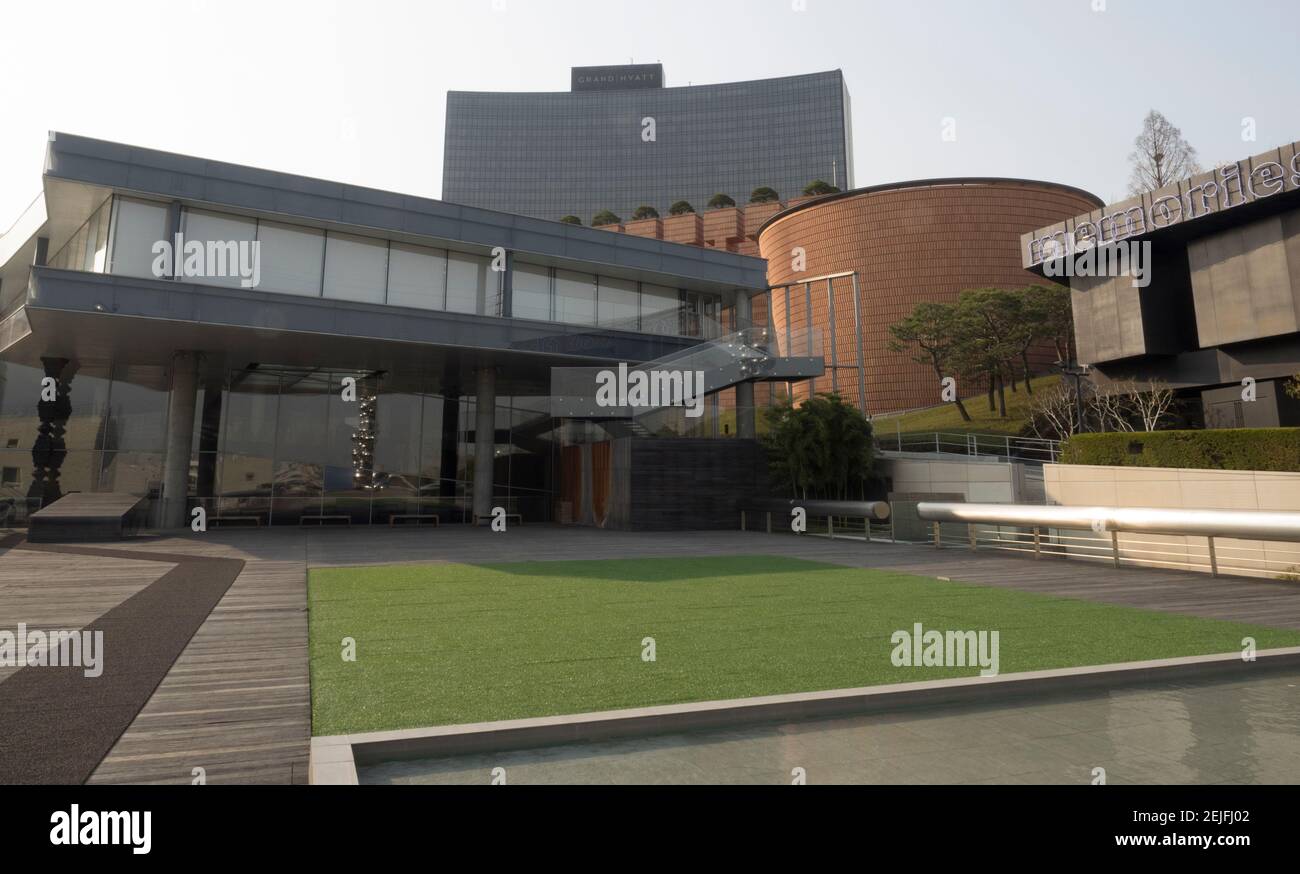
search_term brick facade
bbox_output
[757,180,1101,415]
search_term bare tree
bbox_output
[1093,381,1136,433]
[1128,110,1201,195]
[1128,379,1177,432]
[1029,383,1081,439]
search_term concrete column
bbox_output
[161,352,199,528]
[734,292,756,439]
[472,366,496,521]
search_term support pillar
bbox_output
[161,352,199,528]
[734,291,756,439]
[473,366,496,522]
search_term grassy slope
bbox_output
[873,374,1060,437]
[308,555,1300,735]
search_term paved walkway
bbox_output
[2,525,1299,783]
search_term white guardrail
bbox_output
[916,502,1300,580]
[877,431,1062,464]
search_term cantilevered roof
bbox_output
[41,132,768,293]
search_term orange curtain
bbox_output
[559,445,582,523]
[590,441,612,526]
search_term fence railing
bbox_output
[877,431,1062,464]
[916,502,1300,580]
[741,500,895,543]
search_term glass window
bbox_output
[49,222,85,272]
[101,365,169,453]
[255,222,325,296]
[108,198,169,279]
[641,284,681,335]
[83,201,111,273]
[387,243,447,310]
[555,269,596,326]
[447,252,488,314]
[180,209,258,288]
[511,262,551,322]
[217,371,279,499]
[598,277,639,329]
[323,233,388,304]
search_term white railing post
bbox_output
[1208,536,1219,578]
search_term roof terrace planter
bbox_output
[703,207,744,247]
[624,217,663,240]
[663,213,703,247]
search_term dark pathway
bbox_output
[0,540,243,784]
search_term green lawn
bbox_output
[307,555,1300,735]
[873,374,1060,437]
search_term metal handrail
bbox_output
[917,502,1300,579]
[877,431,1062,464]
[918,502,1300,542]
[741,499,892,542]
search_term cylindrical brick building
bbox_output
[757,178,1102,415]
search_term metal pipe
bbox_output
[750,499,890,521]
[850,272,866,414]
[1208,536,1219,578]
[916,502,1300,544]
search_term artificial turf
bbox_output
[307,555,1300,735]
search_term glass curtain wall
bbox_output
[0,359,558,528]
[0,360,169,526]
[194,367,556,526]
[91,199,724,340]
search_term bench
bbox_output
[389,514,440,527]
[210,515,262,528]
[474,513,522,527]
[299,515,351,527]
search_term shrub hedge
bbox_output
[1060,428,1300,472]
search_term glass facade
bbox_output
[47,196,112,273]
[0,360,168,526]
[0,360,558,527]
[442,70,853,223]
[60,198,724,339]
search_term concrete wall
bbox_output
[1044,463,1300,579]
[1189,208,1300,348]
[881,456,1021,503]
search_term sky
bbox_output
[3,0,1299,229]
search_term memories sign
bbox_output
[1024,141,1300,268]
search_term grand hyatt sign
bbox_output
[1024,141,1300,268]
[571,64,664,92]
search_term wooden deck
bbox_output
[2,524,1299,784]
